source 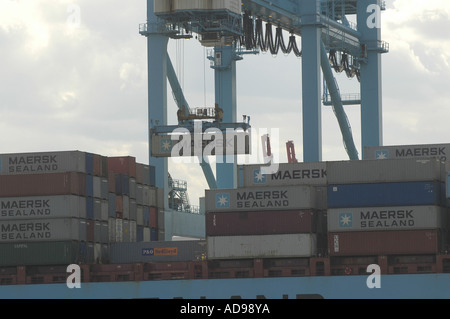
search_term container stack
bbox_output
[0,151,160,267]
[205,162,328,260]
[327,158,449,256]
[106,157,160,247]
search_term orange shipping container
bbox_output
[108,157,136,177]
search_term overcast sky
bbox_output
[1,0,450,206]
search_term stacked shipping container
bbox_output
[206,161,329,259]
[327,158,449,256]
[0,151,161,266]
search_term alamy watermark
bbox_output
[66,4,81,28]
[366,264,381,289]
[66,264,81,289]
[165,124,280,174]
[366,4,382,29]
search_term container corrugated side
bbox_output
[205,185,316,212]
[364,143,450,161]
[238,161,327,187]
[327,206,447,232]
[0,172,87,197]
[207,234,317,259]
[329,230,443,256]
[206,210,318,236]
[154,0,172,13]
[327,181,441,208]
[0,151,86,175]
[109,240,206,263]
[0,241,86,266]
[0,218,84,243]
[327,158,443,184]
[0,195,86,220]
[108,156,136,178]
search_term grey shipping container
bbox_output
[238,161,327,187]
[205,185,316,212]
[109,240,207,263]
[0,241,87,266]
[0,218,84,243]
[0,151,86,175]
[0,195,86,220]
[327,158,443,184]
[327,206,447,232]
[364,143,450,162]
[207,234,317,259]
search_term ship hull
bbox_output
[2,273,450,299]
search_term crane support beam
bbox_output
[301,0,322,162]
[213,45,238,189]
[166,54,218,190]
[320,40,359,160]
[357,0,383,157]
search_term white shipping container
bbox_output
[364,143,450,161]
[0,151,86,175]
[327,206,447,232]
[108,218,116,243]
[327,158,443,184]
[143,186,157,206]
[207,234,317,259]
[123,219,130,243]
[238,161,327,187]
[136,206,144,226]
[101,200,108,221]
[94,243,102,263]
[130,220,137,242]
[205,185,316,212]
[93,176,102,199]
[143,227,151,242]
[115,218,123,243]
[0,195,86,220]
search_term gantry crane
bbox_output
[140,0,388,200]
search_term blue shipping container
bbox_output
[86,175,94,197]
[143,207,150,227]
[108,193,116,217]
[85,153,94,175]
[150,228,157,241]
[328,181,442,208]
[137,226,144,242]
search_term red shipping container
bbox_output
[108,157,136,177]
[150,207,158,228]
[93,154,102,177]
[206,210,318,236]
[328,230,442,256]
[0,172,86,197]
[115,196,123,213]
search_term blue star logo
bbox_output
[375,150,389,159]
[216,193,230,208]
[161,139,173,153]
[339,213,353,228]
[253,169,266,184]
